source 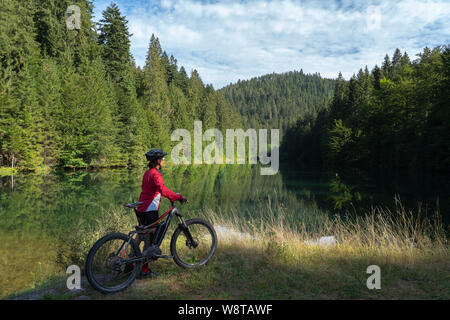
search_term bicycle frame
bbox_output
[144,204,176,246]
[118,202,197,264]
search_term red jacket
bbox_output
[137,168,181,212]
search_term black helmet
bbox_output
[145,149,168,162]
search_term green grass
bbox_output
[4,198,449,300]
[5,237,448,300]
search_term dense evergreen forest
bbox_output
[0,0,242,172]
[280,46,450,172]
[221,71,335,133]
[1,1,448,174]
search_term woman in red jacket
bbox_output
[136,148,187,277]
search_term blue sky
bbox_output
[92,0,450,88]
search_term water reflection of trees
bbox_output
[0,165,268,234]
[279,165,449,226]
[0,164,328,235]
[2,164,447,236]
[328,176,362,210]
[277,166,381,218]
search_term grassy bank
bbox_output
[0,165,54,176]
[4,199,449,300]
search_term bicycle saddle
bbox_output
[123,202,144,209]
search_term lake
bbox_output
[0,164,448,297]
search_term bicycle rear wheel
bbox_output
[85,233,141,294]
[170,218,217,268]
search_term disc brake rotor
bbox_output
[106,253,124,272]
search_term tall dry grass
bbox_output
[57,196,448,271]
[56,204,137,269]
[205,195,448,260]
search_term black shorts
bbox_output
[135,210,159,226]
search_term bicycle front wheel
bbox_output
[85,233,141,294]
[170,218,217,268]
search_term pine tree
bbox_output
[0,0,39,73]
[381,54,391,79]
[392,48,403,81]
[97,2,131,83]
[59,56,123,168]
[97,2,146,166]
[167,54,179,85]
[200,84,218,129]
[372,65,381,90]
[141,35,172,150]
[330,72,349,120]
[35,59,63,167]
[168,83,189,131]
[187,69,205,120]
[0,0,41,170]
[0,62,42,171]
[177,66,189,94]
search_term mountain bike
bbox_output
[85,200,218,294]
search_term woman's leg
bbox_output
[136,211,159,248]
[136,211,160,276]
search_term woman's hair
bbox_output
[147,158,159,168]
[148,160,157,168]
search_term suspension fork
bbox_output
[175,211,198,248]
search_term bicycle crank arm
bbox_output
[156,254,173,259]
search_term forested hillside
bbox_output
[220,71,335,133]
[281,46,450,172]
[0,0,241,172]
[2,1,447,174]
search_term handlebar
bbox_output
[173,193,188,207]
[171,197,188,207]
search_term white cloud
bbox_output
[93,0,450,88]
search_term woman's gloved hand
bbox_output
[179,196,188,204]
